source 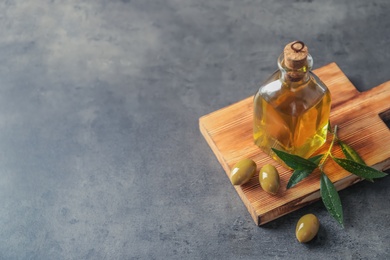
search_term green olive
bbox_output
[259,164,280,195]
[230,159,257,185]
[295,214,320,243]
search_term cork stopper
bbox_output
[283,41,308,70]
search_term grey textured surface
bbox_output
[0,0,389,259]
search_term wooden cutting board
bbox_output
[199,62,390,226]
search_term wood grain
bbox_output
[199,63,390,226]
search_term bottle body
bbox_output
[253,54,331,162]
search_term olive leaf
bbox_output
[272,148,317,170]
[309,154,324,165]
[320,172,344,227]
[338,141,373,182]
[287,154,323,189]
[339,141,366,165]
[332,157,388,180]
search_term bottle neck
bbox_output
[278,53,313,84]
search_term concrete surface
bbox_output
[0,0,389,259]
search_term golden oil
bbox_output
[253,41,331,162]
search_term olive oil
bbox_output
[253,41,331,162]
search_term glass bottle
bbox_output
[253,41,331,163]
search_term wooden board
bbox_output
[199,63,390,226]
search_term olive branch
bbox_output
[272,124,387,227]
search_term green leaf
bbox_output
[287,169,314,189]
[287,154,323,189]
[339,141,366,165]
[338,142,373,182]
[320,172,344,227]
[332,157,388,179]
[309,154,324,165]
[272,148,317,170]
